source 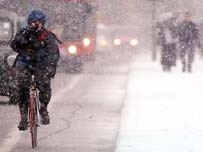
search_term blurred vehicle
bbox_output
[50,1,97,72]
[109,25,139,51]
[96,23,113,52]
[0,9,25,104]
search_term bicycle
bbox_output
[29,75,40,148]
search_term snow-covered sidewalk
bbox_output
[115,53,203,152]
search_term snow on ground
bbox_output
[116,53,203,152]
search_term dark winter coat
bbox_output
[10,27,60,78]
[178,21,199,47]
[157,22,178,66]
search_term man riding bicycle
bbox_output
[10,10,60,130]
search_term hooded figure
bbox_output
[157,12,178,71]
[10,10,60,130]
[178,12,199,72]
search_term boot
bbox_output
[18,116,28,131]
[18,107,28,131]
[39,105,50,125]
[18,105,28,131]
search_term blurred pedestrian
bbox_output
[157,12,178,72]
[178,12,200,72]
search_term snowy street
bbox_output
[1,0,203,151]
[1,49,203,151]
[0,50,131,152]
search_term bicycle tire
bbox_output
[29,94,38,148]
[34,94,40,147]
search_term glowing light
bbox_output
[130,39,138,46]
[83,38,91,46]
[3,22,10,29]
[68,45,77,54]
[100,39,108,47]
[114,38,121,46]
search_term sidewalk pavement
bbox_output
[115,53,203,152]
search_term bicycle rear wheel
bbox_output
[29,95,38,148]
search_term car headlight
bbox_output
[130,39,138,46]
[68,45,77,54]
[3,22,10,29]
[83,38,91,46]
[100,39,108,47]
[113,38,121,46]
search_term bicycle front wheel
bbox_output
[29,95,38,148]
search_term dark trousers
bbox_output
[180,49,194,65]
[180,44,195,71]
[16,67,51,114]
[161,43,177,66]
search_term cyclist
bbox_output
[10,10,60,130]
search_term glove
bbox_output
[46,64,56,78]
[16,28,31,45]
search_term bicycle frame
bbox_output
[29,75,40,148]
